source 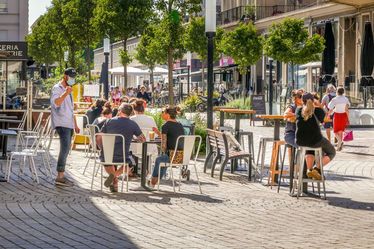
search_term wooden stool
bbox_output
[268,140,289,188]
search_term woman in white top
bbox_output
[328,87,350,151]
[130,99,161,156]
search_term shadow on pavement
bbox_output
[327,196,374,211]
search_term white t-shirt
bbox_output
[328,95,350,113]
[130,114,158,155]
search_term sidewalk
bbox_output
[0,123,373,248]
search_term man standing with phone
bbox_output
[50,68,80,186]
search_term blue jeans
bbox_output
[152,154,170,178]
[55,127,73,172]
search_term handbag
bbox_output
[343,130,353,142]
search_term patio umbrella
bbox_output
[360,21,374,88]
[321,22,336,87]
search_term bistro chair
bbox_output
[6,130,44,183]
[72,114,90,155]
[83,124,100,175]
[157,135,202,194]
[91,133,129,192]
[9,111,27,132]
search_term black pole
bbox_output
[269,59,273,115]
[206,32,215,129]
[103,52,109,100]
[187,65,190,96]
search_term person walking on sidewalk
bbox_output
[50,68,80,186]
[328,87,350,151]
[321,84,336,142]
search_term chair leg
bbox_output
[170,165,176,193]
[91,160,96,190]
[260,141,266,182]
[248,155,252,181]
[278,145,287,193]
[178,166,182,192]
[6,155,14,182]
[83,151,93,175]
[194,164,202,194]
[157,163,162,191]
[30,157,39,184]
[121,164,125,193]
[204,151,213,173]
[219,158,229,181]
[100,165,103,192]
[211,155,219,178]
[45,153,53,178]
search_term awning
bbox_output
[109,66,149,75]
[330,0,374,8]
[299,61,322,69]
[152,66,168,74]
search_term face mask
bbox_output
[67,77,75,86]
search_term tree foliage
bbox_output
[153,0,201,105]
[220,22,263,74]
[93,0,153,88]
[184,17,224,62]
[26,14,58,73]
[264,18,325,65]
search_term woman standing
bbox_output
[296,92,336,180]
[328,87,350,151]
[321,84,336,142]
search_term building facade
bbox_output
[0,0,28,41]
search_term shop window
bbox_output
[0,30,7,40]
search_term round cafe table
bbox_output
[213,106,238,128]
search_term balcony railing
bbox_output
[221,2,325,25]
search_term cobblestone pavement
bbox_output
[0,122,374,249]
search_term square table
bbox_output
[0,119,22,159]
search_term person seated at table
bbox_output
[149,106,185,187]
[92,107,112,130]
[85,99,106,125]
[111,86,122,106]
[296,92,336,180]
[131,99,161,137]
[97,103,146,192]
[137,85,151,103]
[283,89,303,148]
[120,96,129,104]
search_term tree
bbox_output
[93,0,152,89]
[26,14,58,78]
[62,0,97,81]
[220,22,263,84]
[264,17,325,87]
[135,24,165,86]
[184,17,224,89]
[154,0,201,105]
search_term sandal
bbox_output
[109,185,118,193]
[104,173,115,187]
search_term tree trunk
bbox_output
[201,60,205,93]
[150,68,154,86]
[123,40,128,89]
[167,47,174,105]
[291,62,295,89]
[46,64,49,79]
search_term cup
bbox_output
[149,131,155,140]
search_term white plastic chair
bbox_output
[83,124,100,175]
[157,135,202,194]
[72,114,90,155]
[9,111,27,132]
[6,130,43,183]
[91,133,129,192]
[131,128,158,173]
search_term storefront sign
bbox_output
[0,42,28,60]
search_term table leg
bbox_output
[272,120,281,184]
[233,115,241,171]
[141,143,148,188]
[289,146,295,193]
[219,111,224,128]
[2,123,9,158]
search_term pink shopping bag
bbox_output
[343,130,353,142]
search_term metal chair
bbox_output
[293,146,326,199]
[91,133,129,192]
[72,114,90,155]
[157,135,202,194]
[9,111,27,132]
[255,136,274,182]
[6,130,43,183]
[83,124,100,175]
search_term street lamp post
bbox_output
[205,0,216,129]
[103,38,110,100]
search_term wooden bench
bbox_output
[206,129,253,181]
